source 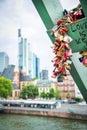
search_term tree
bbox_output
[40,91,46,99]
[20,83,39,99]
[45,92,49,99]
[49,88,55,99]
[55,89,62,99]
[19,86,28,99]
[33,86,39,97]
[0,76,13,99]
[74,97,83,102]
[66,92,71,100]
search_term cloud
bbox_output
[60,0,80,10]
[0,0,80,78]
[0,0,53,75]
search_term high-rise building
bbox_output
[36,57,40,78]
[32,53,40,78]
[40,69,48,80]
[0,52,9,73]
[18,29,40,78]
[28,43,32,78]
[18,29,32,76]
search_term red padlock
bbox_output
[53,49,58,54]
[57,20,62,26]
[53,59,60,66]
[62,26,68,32]
[82,57,87,66]
[51,71,57,78]
[58,66,64,73]
[65,49,72,57]
[58,28,66,35]
[64,44,70,49]
[51,73,57,78]
[62,54,67,61]
[54,41,60,46]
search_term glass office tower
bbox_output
[0,52,9,73]
[31,53,40,78]
[18,29,32,76]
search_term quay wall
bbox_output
[3,108,87,121]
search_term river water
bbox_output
[0,114,87,130]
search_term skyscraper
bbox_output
[36,57,40,78]
[18,29,40,78]
[40,69,48,80]
[18,29,32,76]
[31,53,40,78]
[0,52,9,73]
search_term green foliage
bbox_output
[19,86,28,99]
[20,83,39,99]
[49,88,55,99]
[40,88,55,99]
[0,76,13,98]
[55,89,62,99]
[45,92,49,99]
[66,92,71,99]
[74,97,83,102]
[32,78,38,81]
[40,91,46,99]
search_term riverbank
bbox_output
[2,104,87,121]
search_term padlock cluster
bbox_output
[79,51,87,67]
[69,4,87,67]
[63,4,84,22]
[51,4,85,81]
[51,19,73,80]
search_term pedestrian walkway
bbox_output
[57,104,87,115]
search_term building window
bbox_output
[40,88,42,91]
[65,87,68,91]
[71,92,75,97]
[15,91,17,97]
[46,88,48,91]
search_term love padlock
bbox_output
[53,49,58,55]
[54,41,60,46]
[65,49,72,57]
[56,51,62,57]
[60,47,66,55]
[58,66,64,73]
[82,57,87,67]
[63,35,72,43]
[51,72,57,78]
[64,44,70,50]
[65,64,71,70]
[57,20,62,26]
[51,70,57,78]
[53,59,60,67]
[80,51,87,56]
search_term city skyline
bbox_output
[0,0,80,78]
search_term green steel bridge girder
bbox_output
[32,0,87,102]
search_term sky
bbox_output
[0,0,80,78]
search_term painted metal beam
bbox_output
[80,0,87,17]
[32,0,87,102]
[70,53,87,101]
[67,17,87,53]
[32,0,63,42]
